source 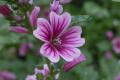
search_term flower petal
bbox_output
[43,64,50,76]
[33,18,52,42]
[40,43,60,63]
[8,26,28,34]
[63,53,86,71]
[50,12,71,38]
[60,26,85,47]
[25,75,36,80]
[50,0,63,14]
[56,46,81,62]
[29,6,40,27]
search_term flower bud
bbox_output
[63,53,86,71]
[0,5,10,16]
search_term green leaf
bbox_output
[34,0,51,5]
[0,14,25,45]
[73,65,99,80]
[96,40,111,51]
[37,74,44,80]
[84,2,109,18]
[71,15,90,26]
[99,57,120,80]
[0,1,7,5]
[112,0,120,2]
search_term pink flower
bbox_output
[15,15,21,21]
[63,53,86,71]
[0,5,10,16]
[112,37,120,53]
[50,0,63,14]
[35,64,50,76]
[60,0,72,3]
[29,6,40,27]
[8,26,29,34]
[33,12,85,63]
[106,31,113,40]
[0,71,16,80]
[19,0,27,3]
[105,51,112,59]
[25,75,36,80]
[0,76,3,80]
[116,74,120,80]
[55,73,59,79]
[29,0,34,4]
[19,42,32,56]
[34,64,50,80]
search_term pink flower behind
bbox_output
[105,51,112,59]
[35,64,50,76]
[33,12,85,63]
[26,64,50,80]
[15,15,21,21]
[0,71,16,80]
[29,0,34,4]
[112,37,120,53]
[63,53,86,71]
[0,5,10,16]
[29,6,40,27]
[55,73,59,79]
[116,74,120,80]
[60,0,72,3]
[25,75,36,80]
[106,31,113,40]
[19,42,32,56]
[8,26,29,34]
[50,0,63,14]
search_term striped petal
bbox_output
[56,46,81,62]
[50,12,71,38]
[40,43,60,63]
[60,26,85,47]
[33,18,52,42]
[29,6,40,27]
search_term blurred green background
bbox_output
[0,0,120,80]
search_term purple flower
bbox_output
[29,6,40,27]
[60,0,72,3]
[50,0,63,14]
[63,53,86,71]
[25,75,36,80]
[112,37,120,53]
[106,31,113,40]
[0,71,16,80]
[105,51,112,59]
[19,42,32,56]
[25,64,50,80]
[55,73,59,79]
[33,12,85,63]
[35,64,50,76]
[0,5,10,16]
[8,26,29,34]
[19,0,27,3]
[116,74,120,80]
[15,15,21,21]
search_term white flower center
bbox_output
[52,38,62,46]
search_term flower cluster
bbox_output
[26,64,59,80]
[106,31,120,55]
[0,0,86,79]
